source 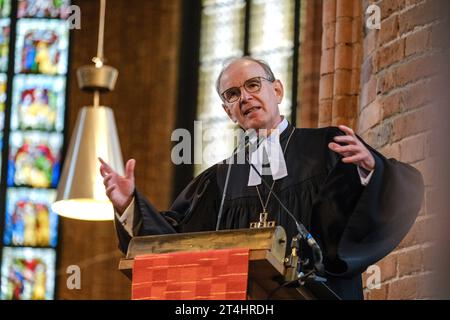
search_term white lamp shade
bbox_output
[52,106,124,221]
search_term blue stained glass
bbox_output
[7,131,63,188]
[0,18,10,72]
[0,73,6,132]
[0,0,71,301]
[18,0,71,19]
[11,75,66,132]
[0,0,11,18]
[0,247,56,300]
[15,19,69,75]
[3,188,58,247]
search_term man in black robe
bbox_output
[99,57,424,300]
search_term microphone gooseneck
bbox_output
[247,158,324,274]
[244,128,324,275]
[215,131,254,231]
[216,127,324,275]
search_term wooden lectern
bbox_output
[119,227,339,300]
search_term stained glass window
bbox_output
[0,0,11,18]
[0,0,10,178]
[7,131,63,188]
[249,0,295,120]
[3,188,58,247]
[17,0,70,19]
[195,0,298,175]
[0,73,7,163]
[0,0,71,300]
[11,75,66,131]
[0,19,10,72]
[15,19,69,75]
[0,247,56,300]
[196,0,246,174]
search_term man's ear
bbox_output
[273,79,284,104]
[222,104,237,122]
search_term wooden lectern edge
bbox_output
[118,248,285,279]
[118,228,288,288]
[118,249,284,270]
[124,227,287,261]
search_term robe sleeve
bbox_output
[114,165,219,254]
[310,127,425,277]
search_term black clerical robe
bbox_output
[115,124,424,300]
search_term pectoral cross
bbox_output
[250,211,275,229]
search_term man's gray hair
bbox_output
[215,56,276,96]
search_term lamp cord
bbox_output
[93,0,107,108]
[97,0,106,62]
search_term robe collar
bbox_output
[247,117,289,186]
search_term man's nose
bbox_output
[240,88,253,103]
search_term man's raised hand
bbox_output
[99,157,136,214]
[328,125,375,172]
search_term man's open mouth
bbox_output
[244,106,261,116]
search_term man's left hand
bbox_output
[328,125,375,171]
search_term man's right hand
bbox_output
[99,157,136,215]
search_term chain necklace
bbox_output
[255,127,296,217]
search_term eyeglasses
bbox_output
[220,76,274,103]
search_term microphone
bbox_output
[216,128,324,275]
[215,130,265,231]
[246,158,324,275]
[240,129,324,275]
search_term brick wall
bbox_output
[300,0,448,299]
[359,0,447,299]
[297,0,322,127]
[318,0,363,128]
